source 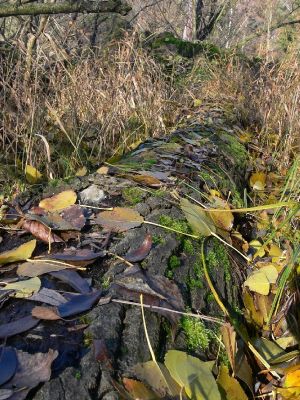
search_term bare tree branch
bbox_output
[0,0,131,18]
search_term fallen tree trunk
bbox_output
[14,113,249,400]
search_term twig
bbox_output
[111,298,224,324]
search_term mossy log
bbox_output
[22,117,249,400]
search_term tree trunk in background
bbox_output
[183,0,196,40]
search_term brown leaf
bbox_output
[46,248,104,266]
[3,349,58,400]
[50,270,91,294]
[123,378,159,399]
[125,234,152,262]
[60,205,86,230]
[221,323,236,372]
[94,207,144,233]
[57,290,102,317]
[31,306,61,320]
[130,174,162,188]
[22,220,63,244]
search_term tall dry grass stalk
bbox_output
[0,32,179,176]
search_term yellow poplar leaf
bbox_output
[244,265,278,295]
[243,290,264,327]
[0,240,36,265]
[249,172,267,191]
[39,190,77,212]
[269,243,284,263]
[25,165,42,184]
[249,240,265,258]
[217,365,248,400]
[4,277,41,298]
[75,166,87,177]
[284,364,300,396]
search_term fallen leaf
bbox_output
[249,172,267,191]
[46,248,104,266]
[96,166,109,175]
[217,365,248,400]
[283,364,300,397]
[244,265,278,295]
[123,378,159,399]
[3,349,58,400]
[31,306,61,320]
[17,260,74,277]
[60,205,86,230]
[133,361,180,398]
[22,220,63,244]
[39,190,77,212]
[125,234,152,262]
[130,174,162,188]
[0,316,40,339]
[50,270,91,294]
[25,165,42,184]
[27,288,67,306]
[75,166,87,176]
[2,277,41,298]
[0,347,17,385]
[180,198,216,237]
[57,290,102,317]
[94,207,144,233]
[0,389,13,400]
[0,240,36,266]
[165,350,221,399]
[221,323,236,371]
[208,196,234,231]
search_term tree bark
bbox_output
[0,0,131,18]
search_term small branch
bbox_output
[111,298,225,324]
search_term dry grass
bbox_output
[183,48,300,169]
[1,26,299,179]
[0,32,180,177]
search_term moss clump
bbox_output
[101,276,111,289]
[181,316,211,351]
[122,187,144,205]
[159,215,190,234]
[183,239,194,255]
[206,239,231,282]
[152,234,166,245]
[219,133,248,168]
[166,254,181,279]
[83,331,93,347]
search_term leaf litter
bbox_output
[0,138,299,400]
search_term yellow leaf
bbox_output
[249,240,265,258]
[284,364,300,396]
[193,98,202,107]
[25,165,42,184]
[75,166,87,177]
[0,240,36,265]
[3,277,41,298]
[244,265,278,295]
[249,172,267,191]
[208,196,234,231]
[39,190,77,212]
[217,365,248,400]
[165,350,221,400]
[97,166,109,175]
